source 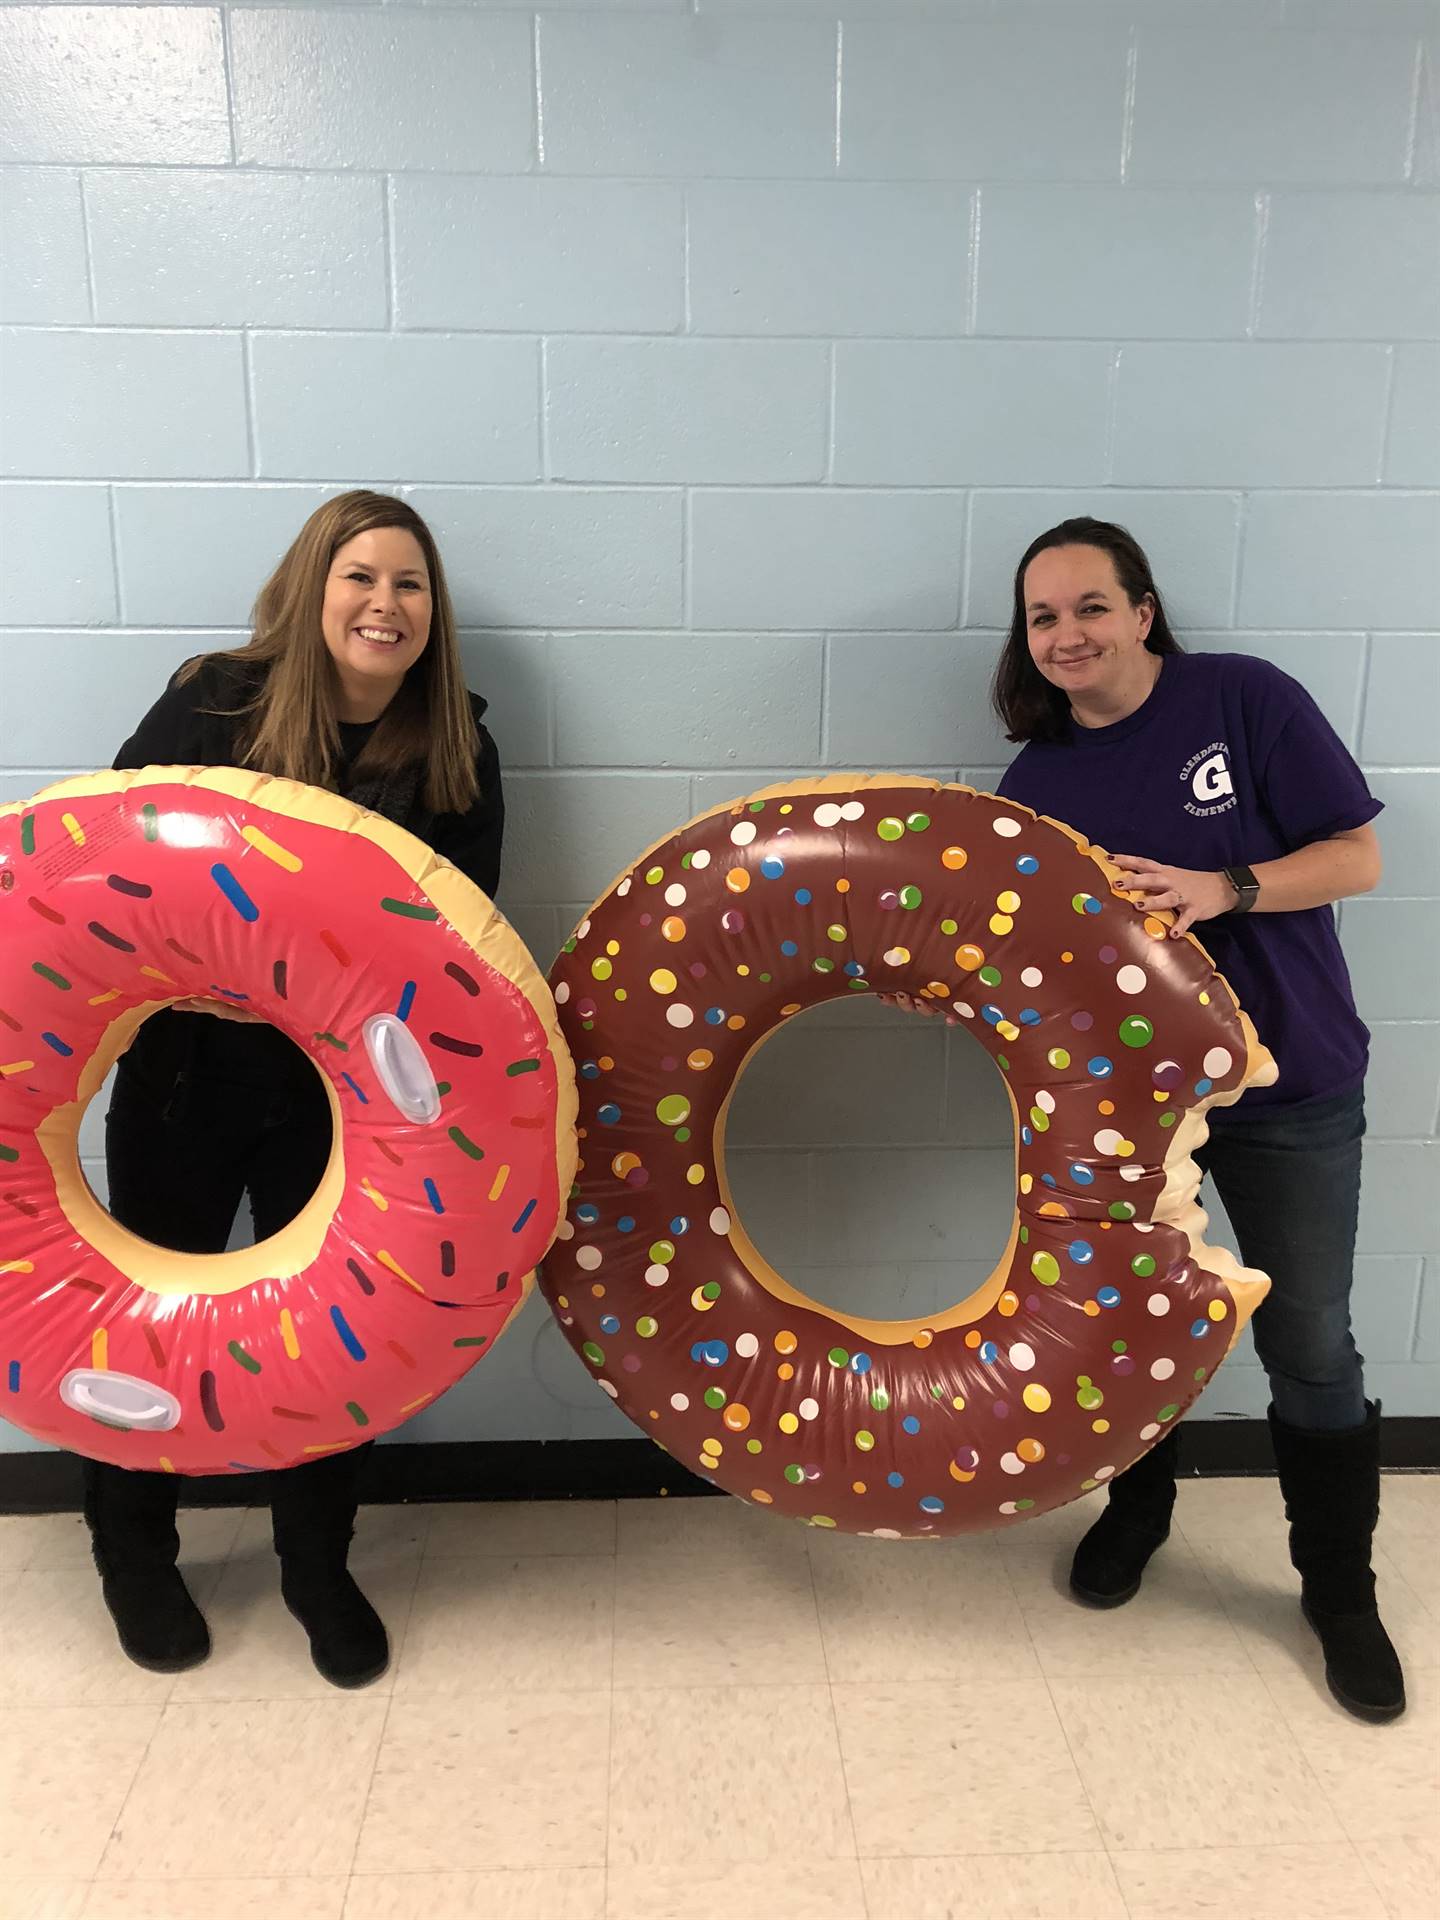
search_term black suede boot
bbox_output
[270,1445,388,1689]
[1069,1426,1181,1607]
[84,1460,211,1673]
[1268,1401,1406,1723]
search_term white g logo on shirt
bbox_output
[1192,751,1234,804]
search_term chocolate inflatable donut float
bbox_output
[542,777,1273,1538]
[0,767,576,1474]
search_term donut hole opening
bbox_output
[81,1012,335,1254]
[724,996,1015,1325]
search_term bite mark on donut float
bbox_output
[543,777,1273,1538]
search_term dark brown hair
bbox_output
[180,490,479,813]
[990,517,1183,744]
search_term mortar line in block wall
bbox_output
[11,477,1440,501]
[1403,1266,1429,1363]
[1119,28,1139,185]
[1228,493,1249,628]
[3,162,1437,192]
[533,13,546,171]
[940,1018,955,1154]
[381,175,397,331]
[8,759,1437,794]
[7,631,1440,656]
[681,191,693,335]
[1355,1018,1440,1027]
[30,752,521,781]
[7,322,1440,351]
[965,187,982,338]
[959,487,978,628]
[218,7,239,168]
[76,174,97,323]
[93,480,1440,503]
[952,488,969,629]
[506,768,907,784]
[801,1150,818,1267]
[241,329,259,478]
[1246,190,1270,341]
[1101,344,1122,484]
[681,487,693,628]
[824,341,837,482]
[1356,631,1375,754]
[538,335,551,481]
[1378,347,1401,485]
[1403,36,1425,183]
[818,632,831,762]
[106,486,124,625]
[0,625,1430,647]
[833,20,844,174]
[0,626,254,637]
[12,477,692,493]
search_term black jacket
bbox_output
[115,656,504,898]
[112,655,504,1098]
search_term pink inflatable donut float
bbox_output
[0,767,576,1474]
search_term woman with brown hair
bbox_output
[85,490,503,1688]
[891,515,1404,1724]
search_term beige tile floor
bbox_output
[0,1475,1435,1920]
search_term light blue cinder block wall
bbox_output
[1,0,1437,1455]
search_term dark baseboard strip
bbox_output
[2,1419,1436,1514]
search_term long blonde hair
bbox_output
[180,491,479,814]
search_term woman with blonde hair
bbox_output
[84,491,503,1687]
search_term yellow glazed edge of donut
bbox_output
[559,774,1274,1350]
[8,767,579,1302]
[711,1021,1023,1347]
[38,1001,348,1298]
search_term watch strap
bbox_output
[1222,864,1259,915]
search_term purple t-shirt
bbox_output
[996,651,1382,1113]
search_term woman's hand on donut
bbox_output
[171,997,266,1024]
[875,991,962,1026]
[1108,856,1235,938]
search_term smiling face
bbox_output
[320,526,433,720]
[1023,544,1156,714]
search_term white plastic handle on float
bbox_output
[363,1013,442,1125]
[60,1369,182,1432]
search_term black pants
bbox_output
[85,1027,371,1556]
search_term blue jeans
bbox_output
[1197,1086,1368,1432]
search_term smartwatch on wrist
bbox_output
[1221,864,1259,916]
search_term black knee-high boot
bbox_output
[83,1459,211,1672]
[1268,1401,1405,1722]
[269,1442,388,1689]
[1069,1426,1181,1607]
